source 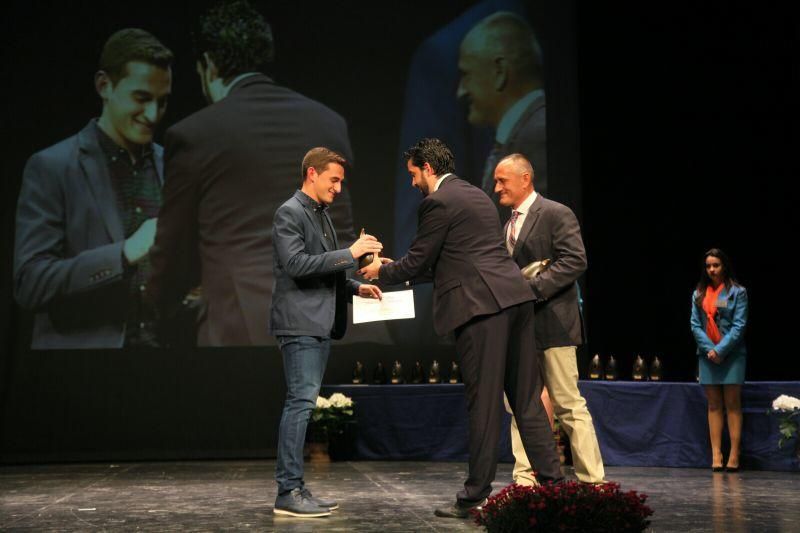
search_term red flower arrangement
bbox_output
[472,481,653,532]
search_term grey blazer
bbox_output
[270,191,359,340]
[13,120,164,349]
[511,194,586,349]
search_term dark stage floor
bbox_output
[1,460,798,532]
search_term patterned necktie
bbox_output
[505,210,520,254]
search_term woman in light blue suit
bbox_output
[691,248,748,472]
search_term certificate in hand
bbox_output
[353,289,415,324]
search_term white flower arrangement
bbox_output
[328,392,353,408]
[316,396,332,409]
[771,394,800,453]
[311,393,356,438]
[772,395,800,412]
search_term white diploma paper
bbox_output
[353,289,415,324]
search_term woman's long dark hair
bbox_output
[695,248,738,304]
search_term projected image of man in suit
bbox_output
[458,12,547,201]
[147,0,358,346]
[14,29,173,349]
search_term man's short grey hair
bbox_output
[497,153,534,178]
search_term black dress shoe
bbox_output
[725,465,740,473]
[712,466,724,472]
[434,498,487,519]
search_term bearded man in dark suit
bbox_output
[359,138,562,519]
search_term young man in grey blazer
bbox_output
[14,29,172,349]
[494,153,605,484]
[270,147,382,517]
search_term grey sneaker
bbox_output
[301,488,339,510]
[274,487,331,517]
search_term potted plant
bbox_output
[307,393,356,461]
[771,394,800,460]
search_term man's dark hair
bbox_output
[99,29,173,84]
[403,138,456,175]
[194,0,275,82]
[301,147,347,183]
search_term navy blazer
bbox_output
[270,191,360,340]
[690,284,748,361]
[13,120,164,349]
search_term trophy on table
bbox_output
[390,360,405,384]
[589,354,603,380]
[428,360,442,384]
[411,361,425,384]
[372,361,387,384]
[448,361,462,384]
[650,356,663,381]
[352,361,365,384]
[605,355,618,381]
[632,354,648,381]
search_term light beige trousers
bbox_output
[506,345,605,484]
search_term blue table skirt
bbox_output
[322,381,800,471]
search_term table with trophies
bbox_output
[323,355,800,471]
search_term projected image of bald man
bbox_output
[458,12,547,202]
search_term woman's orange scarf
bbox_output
[702,284,725,344]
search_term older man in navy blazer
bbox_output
[270,147,382,518]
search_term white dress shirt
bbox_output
[433,173,453,192]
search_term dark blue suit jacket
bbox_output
[270,191,360,340]
[14,120,164,349]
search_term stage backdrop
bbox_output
[1,1,795,463]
